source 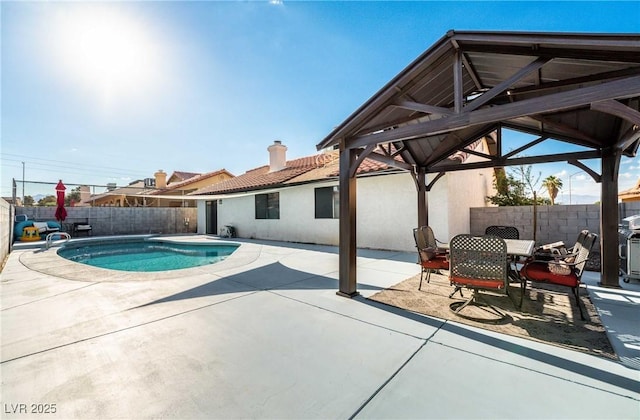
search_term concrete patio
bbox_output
[1,236,639,419]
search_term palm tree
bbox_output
[542,175,563,205]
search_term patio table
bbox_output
[440,239,535,258]
[441,238,535,293]
[502,239,536,258]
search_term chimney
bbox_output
[268,140,287,172]
[79,185,91,204]
[154,170,167,189]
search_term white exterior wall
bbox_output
[196,166,492,252]
[442,168,494,238]
[196,201,207,234]
[356,173,417,251]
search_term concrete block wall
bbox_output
[471,202,640,250]
[1,198,14,267]
[15,207,197,237]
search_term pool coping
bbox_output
[15,235,261,282]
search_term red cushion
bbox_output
[520,262,579,287]
[421,255,449,270]
[450,276,505,290]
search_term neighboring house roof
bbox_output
[87,180,153,201]
[168,171,201,184]
[619,178,640,201]
[152,169,234,195]
[2,196,21,205]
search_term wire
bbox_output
[0,153,150,178]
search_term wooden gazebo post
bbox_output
[416,167,428,229]
[337,143,358,297]
[599,149,622,288]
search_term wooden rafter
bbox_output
[464,56,550,112]
[348,75,640,149]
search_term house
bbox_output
[87,169,234,207]
[192,140,495,252]
[149,169,234,207]
[619,178,640,202]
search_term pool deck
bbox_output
[1,235,639,419]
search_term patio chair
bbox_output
[534,230,588,260]
[485,225,520,239]
[448,234,512,322]
[519,231,597,320]
[485,225,521,273]
[413,226,449,291]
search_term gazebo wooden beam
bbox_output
[347,75,640,149]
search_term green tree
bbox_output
[487,170,530,206]
[486,167,550,206]
[65,186,81,206]
[37,195,56,206]
[23,195,34,206]
[542,175,563,205]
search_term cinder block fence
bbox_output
[470,202,640,250]
[14,206,198,237]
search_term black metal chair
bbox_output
[413,226,449,290]
[534,230,588,260]
[520,231,597,320]
[485,225,520,239]
[448,234,513,322]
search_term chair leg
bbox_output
[449,286,463,298]
[449,291,506,323]
[419,268,433,291]
[573,286,586,321]
[519,279,526,310]
[509,277,526,310]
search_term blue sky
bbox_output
[2,1,639,203]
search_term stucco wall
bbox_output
[1,198,14,269]
[439,168,494,240]
[198,169,492,252]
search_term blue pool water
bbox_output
[58,239,239,272]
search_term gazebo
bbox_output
[316,30,640,296]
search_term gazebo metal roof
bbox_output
[316,30,640,296]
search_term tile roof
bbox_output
[152,169,234,195]
[191,141,484,196]
[192,150,400,195]
[192,153,343,195]
[88,180,154,200]
[169,171,201,182]
[619,178,640,200]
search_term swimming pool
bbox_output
[58,238,239,272]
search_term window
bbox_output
[255,192,279,219]
[315,186,339,219]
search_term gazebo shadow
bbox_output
[133,261,383,308]
[132,260,638,395]
[355,295,639,395]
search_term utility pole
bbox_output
[568,170,581,205]
[22,161,25,204]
